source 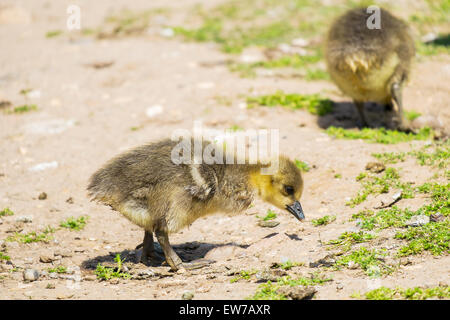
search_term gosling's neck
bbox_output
[247,164,273,199]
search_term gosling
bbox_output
[87,139,305,271]
[324,7,415,129]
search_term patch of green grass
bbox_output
[6,104,38,114]
[352,207,416,231]
[363,285,450,300]
[404,110,422,121]
[171,0,351,54]
[100,9,154,38]
[334,173,342,179]
[228,124,244,132]
[278,260,303,270]
[349,182,449,257]
[249,273,332,300]
[395,220,449,256]
[45,30,63,38]
[48,266,67,274]
[335,247,392,277]
[173,18,223,44]
[311,215,336,227]
[230,269,258,283]
[6,227,55,244]
[257,209,277,221]
[247,91,333,116]
[249,281,287,300]
[0,208,14,217]
[347,168,414,207]
[326,126,434,144]
[305,68,330,81]
[409,142,450,168]
[372,141,449,168]
[372,151,407,164]
[295,159,310,172]
[60,216,88,231]
[229,51,325,78]
[95,254,131,281]
[328,231,375,251]
[0,252,10,261]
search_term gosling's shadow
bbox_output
[317,101,397,129]
[81,241,249,270]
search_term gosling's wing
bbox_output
[185,164,218,201]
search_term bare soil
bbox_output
[0,0,448,300]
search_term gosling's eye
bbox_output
[284,186,294,196]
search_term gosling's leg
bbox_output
[354,101,369,127]
[139,231,159,264]
[155,227,183,271]
[391,82,408,131]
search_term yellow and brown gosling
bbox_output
[325,7,415,129]
[87,139,304,271]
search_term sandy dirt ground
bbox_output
[0,0,449,300]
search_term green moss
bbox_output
[395,220,449,256]
[48,266,67,274]
[371,151,407,164]
[0,252,10,261]
[95,254,131,280]
[171,0,347,54]
[335,247,392,277]
[60,216,88,231]
[228,124,244,132]
[6,227,55,244]
[230,269,258,283]
[6,104,38,114]
[352,207,416,231]
[279,260,303,270]
[305,68,330,81]
[247,91,333,116]
[0,208,14,217]
[295,159,310,172]
[328,231,375,252]
[347,168,414,207]
[363,285,450,300]
[326,126,434,144]
[249,273,332,300]
[409,142,449,168]
[311,215,336,226]
[404,110,422,121]
[249,281,287,300]
[257,209,277,221]
[46,30,63,38]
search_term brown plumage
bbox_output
[325,7,415,128]
[87,138,304,270]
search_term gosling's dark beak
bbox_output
[286,201,305,221]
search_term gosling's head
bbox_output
[250,156,305,221]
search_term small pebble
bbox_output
[15,216,33,223]
[405,215,430,227]
[258,220,280,228]
[38,192,47,200]
[39,255,54,263]
[182,290,194,300]
[23,269,39,281]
